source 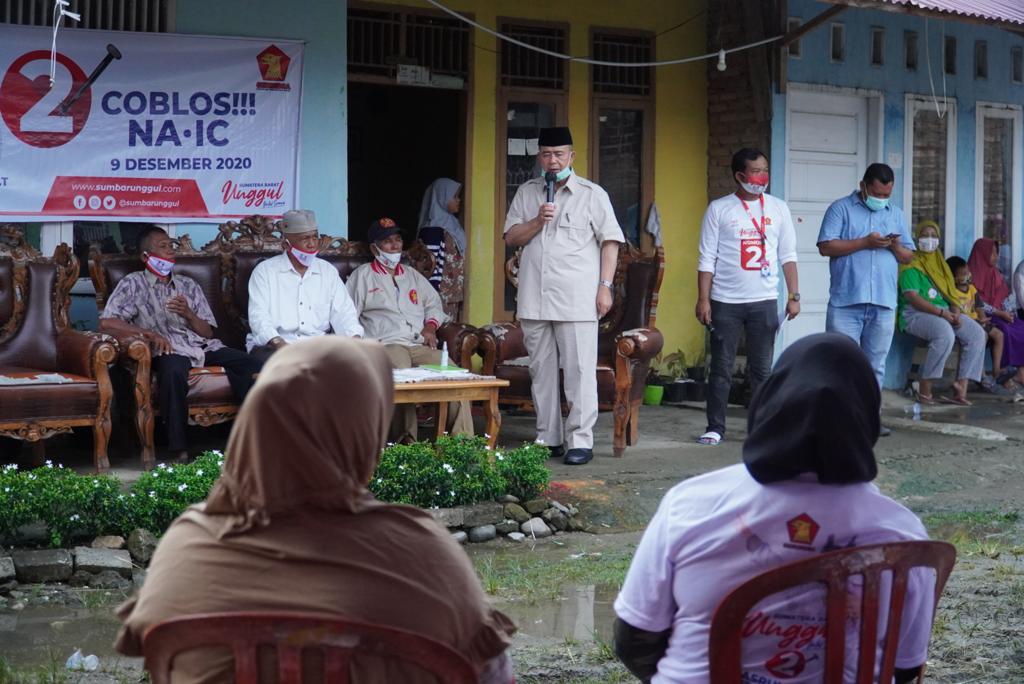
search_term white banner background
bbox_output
[0,25,303,222]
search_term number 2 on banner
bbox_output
[741,239,764,271]
[18,60,73,134]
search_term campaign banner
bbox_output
[0,25,303,222]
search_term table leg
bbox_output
[435,402,448,440]
[484,388,502,452]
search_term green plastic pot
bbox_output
[643,384,664,406]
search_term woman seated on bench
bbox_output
[968,238,1024,396]
[898,221,986,405]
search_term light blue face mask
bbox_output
[553,166,573,182]
[864,194,889,212]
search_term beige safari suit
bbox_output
[347,260,473,442]
[504,173,625,450]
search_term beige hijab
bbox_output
[116,338,514,682]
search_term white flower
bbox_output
[44,460,53,468]
[27,473,35,480]
[3,487,9,493]
[196,469,204,476]
[449,490,455,497]
[375,478,382,484]
[92,479,99,487]
[69,514,80,522]
[536,439,546,445]
[58,464,64,469]
[152,471,159,478]
[130,493,136,498]
[442,463,454,473]
[167,467,174,473]
[212,450,223,456]
[435,490,440,496]
[177,483,187,492]
[118,494,125,500]
[149,491,156,498]
[496,454,505,461]
[157,463,167,470]
[398,464,406,471]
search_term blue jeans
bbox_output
[826,303,896,388]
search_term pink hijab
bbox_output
[968,238,1011,308]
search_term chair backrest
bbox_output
[142,612,478,684]
[708,541,956,684]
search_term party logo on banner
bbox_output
[256,45,291,91]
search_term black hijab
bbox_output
[743,333,879,485]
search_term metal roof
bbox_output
[831,0,1024,28]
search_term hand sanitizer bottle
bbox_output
[440,341,449,368]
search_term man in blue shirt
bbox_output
[817,164,914,434]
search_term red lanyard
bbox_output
[737,193,767,242]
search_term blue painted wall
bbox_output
[173,0,348,247]
[774,1,1024,388]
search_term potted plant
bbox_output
[643,360,666,406]
[660,350,693,403]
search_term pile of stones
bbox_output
[429,495,587,544]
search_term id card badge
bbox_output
[760,262,771,278]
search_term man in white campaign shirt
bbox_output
[247,209,364,362]
[613,334,936,684]
[695,148,800,446]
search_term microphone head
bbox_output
[544,171,558,183]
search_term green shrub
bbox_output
[494,442,551,501]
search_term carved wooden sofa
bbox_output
[90,215,479,467]
[0,228,118,472]
[476,244,665,457]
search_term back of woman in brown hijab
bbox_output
[115,337,515,683]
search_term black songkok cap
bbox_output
[538,126,573,147]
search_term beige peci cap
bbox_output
[281,209,318,234]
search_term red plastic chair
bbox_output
[709,541,956,683]
[142,612,479,684]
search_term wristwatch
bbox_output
[788,292,801,302]
[599,279,613,289]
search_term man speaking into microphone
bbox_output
[504,126,624,466]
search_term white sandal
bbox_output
[697,431,722,446]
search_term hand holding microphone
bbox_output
[536,170,558,225]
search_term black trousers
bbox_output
[153,347,263,451]
[706,299,779,436]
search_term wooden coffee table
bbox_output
[393,377,510,449]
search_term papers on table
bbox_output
[393,367,490,384]
[0,373,74,385]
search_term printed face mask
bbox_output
[917,237,940,253]
[144,254,175,278]
[376,250,402,269]
[739,172,769,195]
[864,195,889,212]
[288,244,318,268]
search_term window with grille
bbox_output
[347,6,469,81]
[1,0,173,32]
[591,31,652,97]
[500,22,566,90]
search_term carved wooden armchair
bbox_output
[0,228,118,472]
[477,244,665,457]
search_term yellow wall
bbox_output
[360,0,708,363]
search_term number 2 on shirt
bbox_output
[741,239,764,271]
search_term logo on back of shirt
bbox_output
[784,513,820,551]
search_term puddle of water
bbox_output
[496,583,618,643]
[0,605,124,669]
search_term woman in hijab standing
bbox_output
[898,221,986,405]
[418,178,466,320]
[116,337,515,683]
[612,333,936,684]
[968,237,1024,392]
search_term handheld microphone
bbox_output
[544,171,557,203]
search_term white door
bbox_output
[781,88,869,351]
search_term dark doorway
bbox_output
[347,83,462,243]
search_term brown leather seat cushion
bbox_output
[0,368,98,420]
[495,363,615,405]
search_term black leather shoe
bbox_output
[547,445,564,460]
[879,424,892,437]
[563,448,593,465]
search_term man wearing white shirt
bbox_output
[247,209,363,362]
[695,148,800,445]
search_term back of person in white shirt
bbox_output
[247,209,363,362]
[614,333,936,684]
[695,148,800,447]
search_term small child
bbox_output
[947,256,1005,388]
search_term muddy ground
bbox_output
[1,391,1023,682]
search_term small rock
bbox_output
[567,517,587,532]
[68,570,93,587]
[462,503,503,527]
[568,504,579,516]
[524,498,549,515]
[468,525,497,543]
[541,508,568,531]
[50,621,69,632]
[127,529,158,564]
[428,507,465,528]
[74,547,132,578]
[0,556,14,582]
[89,570,130,590]
[550,500,571,516]
[507,532,526,542]
[495,520,519,535]
[0,580,15,595]
[11,549,73,583]
[11,602,25,611]
[91,535,125,550]
[521,517,552,539]
[496,494,520,504]
[451,531,468,545]
[503,503,530,524]
[8,589,24,599]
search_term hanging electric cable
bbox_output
[49,0,80,88]
[421,0,781,69]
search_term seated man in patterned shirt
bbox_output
[99,227,263,462]
[347,218,473,443]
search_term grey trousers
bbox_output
[903,308,986,381]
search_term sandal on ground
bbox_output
[941,394,972,406]
[996,367,1019,385]
[914,391,937,405]
[697,431,722,446]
